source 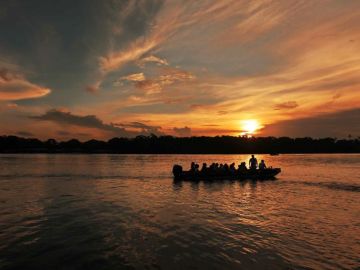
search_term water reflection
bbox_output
[172,180,183,192]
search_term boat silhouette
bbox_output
[172,165,281,181]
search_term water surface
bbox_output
[0,154,359,269]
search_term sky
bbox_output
[0,0,359,140]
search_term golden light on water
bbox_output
[240,119,261,136]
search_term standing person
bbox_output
[249,155,258,170]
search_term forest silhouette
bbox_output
[0,135,359,153]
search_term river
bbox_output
[0,154,359,269]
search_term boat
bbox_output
[172,165,281,181]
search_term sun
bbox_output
[240,119,261,136]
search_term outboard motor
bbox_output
[172,164,183,178]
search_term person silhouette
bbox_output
[238,162,247,173]
[201,163,207,173]
[259,160,266,170]
[249,155,258,170]
[190,162,195,171]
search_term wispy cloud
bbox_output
[99,38,159,73]
[137,55,168,67]
[116,67,195,94]
[0,68,50,100]
[1,1,360,138]
[274,101,299,110]
[118,72,146,82]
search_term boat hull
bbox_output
[173,168,281,181]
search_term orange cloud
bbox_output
[65,1,360,138]
[0,70,50,100]
[117,68,195,94]
[274,101,299,110]
[97,1,242,75]
[136,55,168,68]
[85,85,99,94]
[119,72,146,82]
[99,38,160,73]
[134,80,162,94]
[173,126,191,137]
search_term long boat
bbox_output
[172,165,281,181]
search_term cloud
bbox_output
[119,102,189,114]
[274,101,299,110]
[162,97,189,104]
[57,130,90,137]
[30,109,165,137]
[0,80,50,101]
[134,80,163,94]
[85,79,102,94]
[117,67,195,94]
[173,126,191,137]
[115,121,164,135]
[116,72,162,94]
[98,1,167,73]
[6,103,18,109]
[99,37,160,73]
[85,85,99,94]
[125,73,146,82]
[216,1,305,45]
[217,110,228,115]
[57,130,71,136]
[202,124,220,127]
[0,68,21,81]
[2,1,360,139]
[137,55,169,67]
[16,131,34,137]
[97,1,248,74]
[158,67,195,83]
[0,68,50,101]
[332,93,342,100]
[262,108,360,138]
[119,72,146,82]
[30,109,137,136]
[191,127,242,136]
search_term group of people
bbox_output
[190,155,267,174]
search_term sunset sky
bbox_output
[1,0,359,140]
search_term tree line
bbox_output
[0,135,359,153]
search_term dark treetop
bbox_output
[1,135,359,154]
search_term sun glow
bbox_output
[240,119,261,136]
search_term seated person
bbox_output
[194,163,200,172]
[217,164,224,174]
[238,162,247,173]
[201,163,207,172]
[208,163,216,175]
[259,160,266,170]
[229,163,236,173]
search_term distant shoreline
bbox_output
[1,135,359,154]
[1,152,359,155]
